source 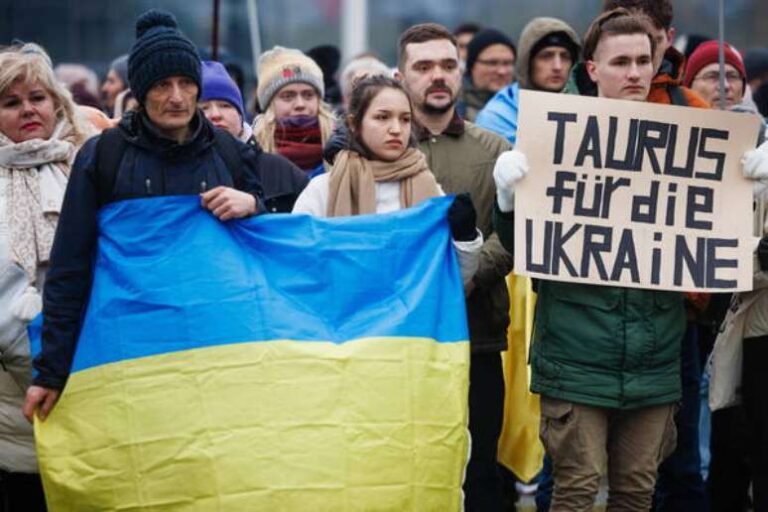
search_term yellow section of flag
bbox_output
[497,274,544,483]
[37,337,469,512]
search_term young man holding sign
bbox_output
[493,9,768,512]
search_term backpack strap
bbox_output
[95,126,249,201]
[212,129,246,183]
[94,127,128,207]
[669,86,689,107]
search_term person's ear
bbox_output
[667,27,676,44]
[586,60,598,83]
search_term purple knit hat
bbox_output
[200,60,245,120]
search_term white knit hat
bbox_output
[256,46,325,109]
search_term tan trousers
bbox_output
[539,397,677,512]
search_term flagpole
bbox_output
[211,0,221,61]
[341,0,368,62]
[717,0,726,110]
[246,0,262,77]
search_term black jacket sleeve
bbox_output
[255,152,309,213]
[322,123,349,165]
[492,201,515,256]
[228,141,265,212]
[34,137,100,390]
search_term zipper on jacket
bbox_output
[145,178,152,195]
[200,180,208,193]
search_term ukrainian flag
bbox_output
[35,196,470,512]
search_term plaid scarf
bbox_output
[275,116,324,171]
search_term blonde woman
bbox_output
[253,46,335,177]
[0,42,95,511]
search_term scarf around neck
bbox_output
[275,115,323,171]
[0,120,77,283]
[327,148,440,217]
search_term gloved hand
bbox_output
[493,149,530,212]
[742,140,768,196]
[758,235,768,271]
[448,193,478,242]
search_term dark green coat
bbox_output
[530,281,684,409]
[493,190,685,410]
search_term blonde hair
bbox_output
[0,43,92,146]
[252,100,336,155]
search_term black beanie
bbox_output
[465,28,516,79]
[744,47,768,82]
[529,31,579,66]
[128,9,202,104]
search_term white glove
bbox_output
[493,149,530,212]
[742,141,768,196]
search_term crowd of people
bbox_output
[1,0,767,511]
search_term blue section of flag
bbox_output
[68,195,467,374]
[28,313,43,379]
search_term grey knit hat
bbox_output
[256,46,325,110]
[127,9,202,104]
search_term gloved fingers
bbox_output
[742,148,768,180]
[494,149,530,190]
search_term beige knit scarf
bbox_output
[0,120,77,284]
[327,148,440,217]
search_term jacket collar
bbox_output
[120,109,215,159]
[653,47,686,87]
[414,110,465,141]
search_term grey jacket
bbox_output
[0,260,37,472]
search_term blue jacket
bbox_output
[34,111,275,390]
[475,82,520,145]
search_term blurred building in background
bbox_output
[2,0,765,92]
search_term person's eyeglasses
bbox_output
[694,71,743,84]
[475,59,515,69]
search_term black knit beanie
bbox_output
[128,9,202,104]
[465,28,517,79]
[529,31,579,66]
[744,47,768,82]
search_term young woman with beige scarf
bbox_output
[0,42,95,511]
[293,74,482,287]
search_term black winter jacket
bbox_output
[34,111,300,390]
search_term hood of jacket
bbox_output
[653,46,686,89]
[563,62,597,97]
[516,17,580,90]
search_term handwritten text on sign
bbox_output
[513,91,761,292]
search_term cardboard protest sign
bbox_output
[514,90,762,292]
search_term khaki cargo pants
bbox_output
[540,396,677,512]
